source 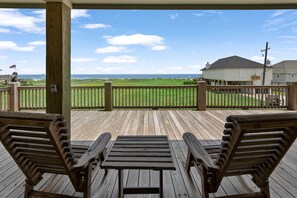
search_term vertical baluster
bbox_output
[2,91,4,110]
[148,88,151,108]
[43,88,45,109]
[72,88,74,109]
[80,88,82,108]
[121,88,123,107]
[142,87,145,108]
[82,88,85,108]
[29,88,32,109]
[124,88,126,107]
[0,91,2,111]
[78,88,80,108]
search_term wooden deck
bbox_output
[1,109,297,198]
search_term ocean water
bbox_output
[18,74,201,80]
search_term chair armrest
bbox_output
[183,132,218,171]
[73,132,111,171]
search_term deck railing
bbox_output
[206,85,289,109]
[0,87,10,111]
[112,85,197,108]
[72,86,105,109]
[2,81,296,111]
[18,86,105,110]
[18,86,46,110]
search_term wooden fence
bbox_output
[18,86,46,110]
[112,85,197,108]
[18,86,105,110]
[1,82,295,111]
[72,86,105,109]
[0,87,10,111]
[206,85,289,109]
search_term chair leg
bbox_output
[260,181,270,198]
[24,180,33,198]
[185,149,194,172]
[200,165,210,198]
[100,148,109,174]
[83,165,93,198]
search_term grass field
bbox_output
[20,78,191,87]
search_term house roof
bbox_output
[272,60,297,68]
[202,55,265,70]
[0,0,297,9]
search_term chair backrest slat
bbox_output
[214,113,297,189]
[0,112,77,185]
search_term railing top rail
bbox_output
[0,87,10,91]
[207,85,289,88]
[18,86,46,89]
[18,86,106,89]
[113,85,196,88]
[72,86,104,89]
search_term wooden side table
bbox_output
[101,135,175,198]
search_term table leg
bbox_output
[159,170,163,198]
[118,169,123,198]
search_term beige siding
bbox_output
[202,68,273,85]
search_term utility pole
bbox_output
[261,42,270,85]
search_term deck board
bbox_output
[0,109,296,198]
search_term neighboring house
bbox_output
[201,55,273,85]
[272,60,297,85]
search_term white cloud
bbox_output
[103,55,137,63]
[0,9,90,34]
[0,27,10,33]
[271,10,289,18]
[28,41,46,46]
[95,46,128,54]
[169,13,178,20]
[151,45,169,51]
[263,11,297,31]
[83,23,111,29]
[30,9,89,20]
[71,58,98,63]
[0,9,45,34]
[193,10,223,17]
[0,41,35,52]
[71,10,89,19]
[106,34,164,46]
[193,13,204,17]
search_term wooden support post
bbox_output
[197,81,206,111]
[105,81,113,111]
[45,1,71,129]
[288,82,297,110]
[8,82,20,111]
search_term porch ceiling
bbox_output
[0,0,297,9]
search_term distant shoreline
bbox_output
[18,74,201,80]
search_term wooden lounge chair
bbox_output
[183,112,297,198]
[0,111,111,198]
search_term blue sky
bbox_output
[0,9,296,74]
